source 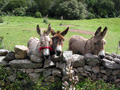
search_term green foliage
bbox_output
[3,0,27,12]
[13,7,26,16]
[56,0,88,19]
[76,78,119,90]
[34,0,52,15]
[35,11,42,18]
[87,12,95,19]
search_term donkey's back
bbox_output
[69,35,87,54]
[28,37,39,53]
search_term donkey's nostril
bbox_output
[56,51,61,56]
[44,55,49,59]
[99,55,105,59]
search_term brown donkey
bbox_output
[28,24,51,59]
[69,27,108,59]
[50,27,69,56]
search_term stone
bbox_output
[106,69,112,76]
[56,62,66,70]
[92,66,100,74]
[0,49,9,56]
[8,73,16,82]
[44,59,55,68]
[84,65,92,72]
[26,69,34,73]
[105,55,113,61]
[45,76,55,82]
[112,70,120,76]
[74,68,78,73]
[71,54,85,67]
[105,52,111,56]
[115,79,120,83]
[111,53,117,58]
[113,58,120,64]
[29,73,40,82]
[9,59,43,68]
[91,73,97,80]
[80,73,88,77]
[30,54,43,63]
[0,56,8,66]
[117,54,120,59]
[84,53,99,66]
[4,51,15,62]
[52,55,63,62]
[63,51,72,62]
[14,45,28,59]
[34,69,45,73]
[100,70,106,74]
[102,59,120,69]
[103,75,108,81]
[43,70,52,77]
[52,69,61,77]
[77,67,83,73]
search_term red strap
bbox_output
[39,47,53,52]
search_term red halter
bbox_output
[39,47,53,52]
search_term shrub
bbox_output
[35,12,42,18]
[13,7,26,16]
[87,13,95,19]
[43,18,48,24]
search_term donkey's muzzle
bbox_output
[56,51,62,56]
[99,55,105,59]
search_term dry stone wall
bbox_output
[0,45,120,87]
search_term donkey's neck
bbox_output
[84,38,93,54]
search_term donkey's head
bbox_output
[37,24,51,59]
[51,27,69,56]
[91,27,107,59]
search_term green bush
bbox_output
[35,12,42,18]
[13,7,26,16]
[87,13,95,19]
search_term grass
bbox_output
[0,16,120,54]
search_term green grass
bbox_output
[0,16,120,54]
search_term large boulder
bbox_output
[84,53,99,66]
[14,45,28,59]
[71,54,85,67]
[0,49,9,56]
[102,59,120,69]
[9,59,43,68]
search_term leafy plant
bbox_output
[35,11,42,18]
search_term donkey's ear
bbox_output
[46,24,51,35]
[94,27,102,36]
[36,25,42,36]
[100,27,108,38]
[61,27,69,36]
[51,29,56,36]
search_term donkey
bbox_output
[28,24,51,60]
[50,27,69,56]
[69,27,108,59]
